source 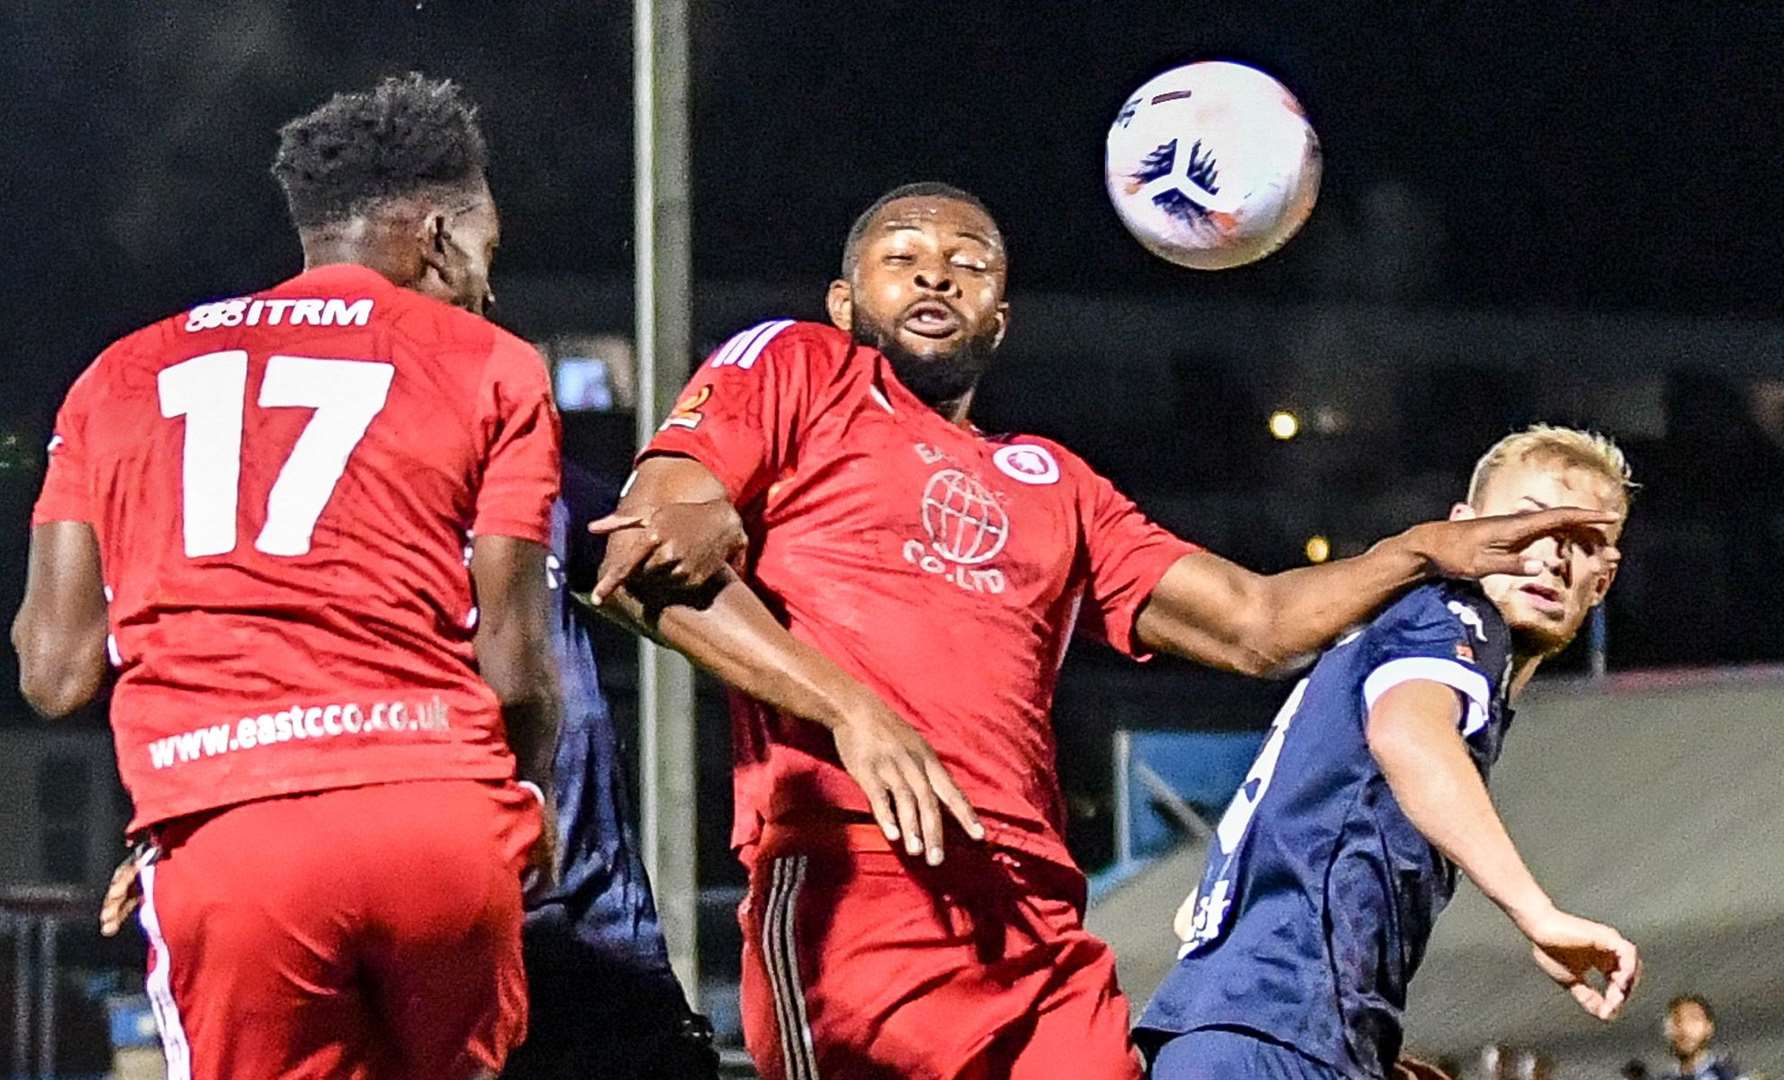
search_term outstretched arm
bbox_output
[1367,678,1640,1020]
[13,520,109,718]
[1135,509,1619,676]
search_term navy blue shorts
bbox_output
[1145,1026,1350,1080]
[499,904,717,1080]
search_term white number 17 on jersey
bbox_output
[158,350,394,558]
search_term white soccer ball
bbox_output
[1106,61,1321,270]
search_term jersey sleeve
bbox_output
[1074,462,1202,657]
[32,358,106,526]
[638,319,821,507]
[472,335,562,544]
[1360,586,1508,737]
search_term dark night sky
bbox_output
[2,1,1781,417]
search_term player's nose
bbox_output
[912,262,956,295]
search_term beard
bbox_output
[851,308,1000,414]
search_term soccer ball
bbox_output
[1106,60,1321,270]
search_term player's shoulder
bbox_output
[477,321,547,378]
[67,310,190,401]
[1372,580,1501,638]
[705,318,847,375]
[1365,579,1510,673]
[371,277,508,359]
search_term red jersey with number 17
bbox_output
[32,264,561,831]
[644,320,1199,871]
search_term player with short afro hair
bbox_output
[272,72,489,231]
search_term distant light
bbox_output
[1304,535,1331,563]
[1268,410,1300,440]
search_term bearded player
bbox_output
[588,183,1618,1079]
[14,75,558,1079]
[1137,426,1642,1080]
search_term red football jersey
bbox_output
[32,264,560,830]
[645,320,1197,869]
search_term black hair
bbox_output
[1668,994,1716,1025]
[271,73,488,230]
[840,181,1002,276]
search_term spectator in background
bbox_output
[1660,995,1746,1080]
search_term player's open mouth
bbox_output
[902,301,961,339]
[1520,583,1564,612]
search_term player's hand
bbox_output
[830,695,985,865]
[520,784,561,902]
[1519,905,1641,1021]
[1393,1055,1455,1080]
[589,499,748,603]
[99,850,143,938]
[1403,508,1622,580]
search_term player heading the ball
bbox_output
[585,182,1620,1079]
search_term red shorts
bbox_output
[138,779,542,1080]
[740,822,1141,1080]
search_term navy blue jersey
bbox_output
[506,464,720,1078]
[1138,581,1514,1079]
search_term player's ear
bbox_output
[1589,560,1618,607]
[1448,501,1477,522]
[419,213,456,283]
[826,278,854,333]
[991,301,1011,350]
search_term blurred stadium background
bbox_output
[1,4,1780,1078]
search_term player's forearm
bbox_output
[1247,531,1431,664]
[479,633,562,788]
[1137,538,1429,676]
[469,536,562,788]
[500,694,561,791]
[1368,696,1555,930]
[596,572,871,733]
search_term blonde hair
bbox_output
[1467,424,1636,511]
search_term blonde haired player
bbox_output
[1138,425,1641,1080]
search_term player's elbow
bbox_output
[13,620,101,719]
[1227,604,1301,678]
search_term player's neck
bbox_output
[299,228,416,291]
[1507,649,1545,701]
[936,389,975,427]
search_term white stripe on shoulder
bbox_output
[710,319,795,369]
[1362,655,1492,737]
[737,319,795,369]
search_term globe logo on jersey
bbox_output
[903,469,1009,594]
[921,470,1009,564]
